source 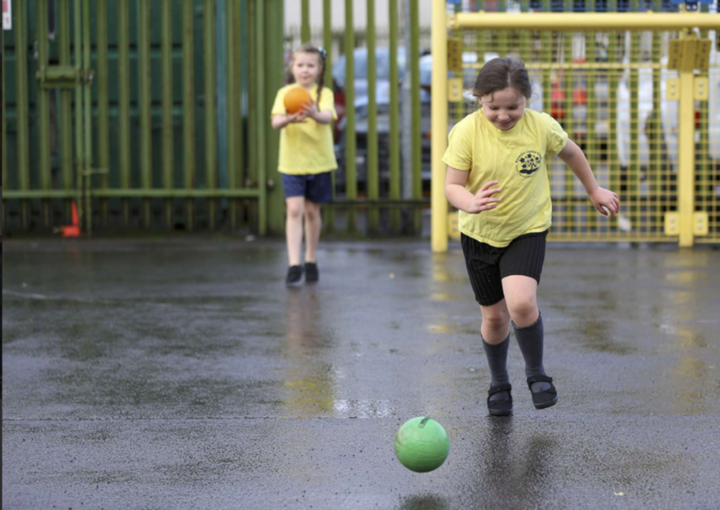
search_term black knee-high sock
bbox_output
[513,313,551,392]
[482,334,510,387]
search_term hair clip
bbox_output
[317,47,327,60]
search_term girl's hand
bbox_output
[299,100,318,120]
[286,112,307,124]
[467,180,502,214]
[590,187,620,218]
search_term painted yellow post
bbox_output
[431,0,448,253]
[678,67,694,247]
[677,33,696,248]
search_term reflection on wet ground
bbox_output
[3,239,720,509]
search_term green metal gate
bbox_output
[2,0,286,235]
[3,0,430,237]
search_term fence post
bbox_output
[264,0,285,235]
[36,0,51,226]
[15,0,30,229]
[344,0,357,233]
[161,0,174,229]
[431,0,448,252]
[183,0,196,231]
[677,33,696,248]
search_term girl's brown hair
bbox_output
[472,57,533,102]
[286,43,327,105]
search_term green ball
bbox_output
[394,417,450,473]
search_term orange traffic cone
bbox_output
[61,201,81,237]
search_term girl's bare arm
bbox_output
[272,113,305,130]
[558,140,620,217]
[445,166,502,214]
[301,101,333,125]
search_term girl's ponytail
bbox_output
[316,47,327,105]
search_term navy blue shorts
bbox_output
[281,172,333,203]
[461,230,548,306]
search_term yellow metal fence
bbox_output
[432,3,720,250]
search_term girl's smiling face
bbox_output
[480,87,527,131]
[292,52,321,88]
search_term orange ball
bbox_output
[284,86,313,115]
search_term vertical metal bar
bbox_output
[15,2,31,228]
[138,0,152,228]
[227,0,240,231]
[586,26,598,232]
[1,30,6,230]
[301,0,310,43]
[162,0,174,229]
[183,0,196,231]
[322,0,335,233]
[37,0,52,226]
[649,11,661,233]
[83,0,92,234]
[344,0,357,232]
[118,0,131,226]
[96,0,110,226]
[607,9,619,230]
[563,29,575,231]
[256,0,268,235]
[74,0,84,228]
[431,0,448,252]
[246,0,258,232]
[697,24,710,239]
[215,0,228,206]
[541,0,551,113]
[389,0,400,232]
[367,0,379,233]
[205,0,217,230]
[628,24,640,235]
[237,0,245,229]
[677,44,695,247]
[410,0,422,234]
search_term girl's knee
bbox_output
[507,298,538,323]
[482,309,510,330]
[287,203,304,219]
[304,203,321,222]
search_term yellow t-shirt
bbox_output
[442,108,568,248]
[271,84,338,175]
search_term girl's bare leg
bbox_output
[501,275,539,327]
[480,299,511,344]
[286,197,305,266]
[303,200,322,263]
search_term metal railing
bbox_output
[3,0,429,237]
[431,0,720,250]
[3,0,286,234]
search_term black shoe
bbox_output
[285,265,303,286]
[304,262,319,283]
[527,374,558,409]
[487,383,513,417]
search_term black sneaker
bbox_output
[527,374,558,409]
[285,265,303,286]
[304,262,319,283]
[487,383,513,417]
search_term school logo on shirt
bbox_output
[515,151,542,177]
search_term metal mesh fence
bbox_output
[447,2,719,243]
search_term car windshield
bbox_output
[333,48,407,87]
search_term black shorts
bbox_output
[461,230,548,306]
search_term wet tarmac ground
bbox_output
[3,239,720,510]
